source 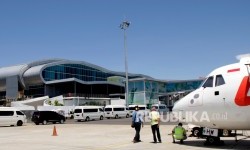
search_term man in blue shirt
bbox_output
[132,105,144,143]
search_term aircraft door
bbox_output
[234,55,250,106]
[213,75,226,106]
[246,64,250,75]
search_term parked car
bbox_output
[31,111,66,125]
[0,107,27,126]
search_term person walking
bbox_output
[149,106,162,143]
[131,105,144,143]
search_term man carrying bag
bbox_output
[131,106,144,143]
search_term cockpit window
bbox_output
[202,76,213,88]
[215,75,225,87]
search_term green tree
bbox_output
[54,100,64,106]
[48,100,52,105]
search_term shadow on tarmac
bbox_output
[175,139,250,150]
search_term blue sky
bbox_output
[0,0,250,80]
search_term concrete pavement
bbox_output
[0,123,250,150]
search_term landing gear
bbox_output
[192,127,201,137]
[204,136,224,146]
[222,129,231,137]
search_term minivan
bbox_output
[104,105,130,119]
[151,104,169,114]
[74,106,104,122]
[0,107,27,126]
[128,105,149,117]
[31,111,66,125]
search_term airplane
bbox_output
[172,54,250,145]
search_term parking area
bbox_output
[1,119,250,150]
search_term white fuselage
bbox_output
[173,59,250,130]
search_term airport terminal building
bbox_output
[0,59,203,107]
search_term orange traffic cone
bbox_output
[52,125,58,136]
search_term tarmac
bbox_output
[1,123,250,150]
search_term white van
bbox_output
[151,104,169,114]
[128,105,149,117]
[0,107,27,126]
[74,106,104,122]
[104,105,130,119]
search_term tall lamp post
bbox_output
[120,21,130,107]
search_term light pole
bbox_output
[120,21,130,107]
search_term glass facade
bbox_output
[24,85,45,98]
[128,79,203,105]
[0,59,204,104]
[166,81,202,93]
[128,81,145,105]
[24,64,129,98]
[42,64,119,82]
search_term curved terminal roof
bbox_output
[0,59,152,91]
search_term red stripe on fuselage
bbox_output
[228,68,240,73]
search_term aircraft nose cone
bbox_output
[172,100,186,122]
[172,100,182,112]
